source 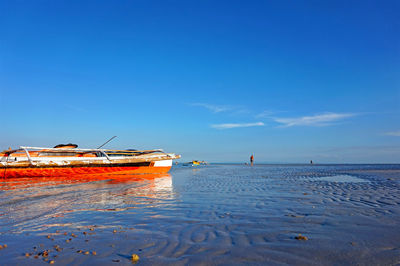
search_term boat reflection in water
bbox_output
[0,173,174,233]
[0,173,172,191]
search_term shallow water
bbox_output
[315,174,369,183]
[0,164,399,265]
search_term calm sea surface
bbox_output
[0,164,399,265]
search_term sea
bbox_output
[0,164,399,265]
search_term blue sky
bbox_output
[1,0,399,163]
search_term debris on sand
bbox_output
[131,253,140,262]
[295,234,308,240]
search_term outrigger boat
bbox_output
[183,160,208,166]
[0,144,180,178]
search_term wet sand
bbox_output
[0,164,399,265]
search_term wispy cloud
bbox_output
[384,130,400,136]
[191,103,231,113]
[211,122,265,129]
[255,110,275,118]
[273,112,356,127]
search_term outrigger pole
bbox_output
[97,136,117,149]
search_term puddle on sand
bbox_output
[317,174,369,183]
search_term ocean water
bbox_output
[0,164,399,265]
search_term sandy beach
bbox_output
[0,164,399,265]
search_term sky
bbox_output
[0,0,399,163]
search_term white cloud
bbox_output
[255,110,275,118]
[211,122,265,129]
[191,103,231,113]
[384,130,400,136]
[273,112,356,127]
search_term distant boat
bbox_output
[182,160,208,166]
[0,144,180,178]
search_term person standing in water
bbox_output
[250,154,254,166]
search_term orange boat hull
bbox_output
[2,165,171,178]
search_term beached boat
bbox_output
[0,144,180,178]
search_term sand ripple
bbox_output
[0,165,399,265]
